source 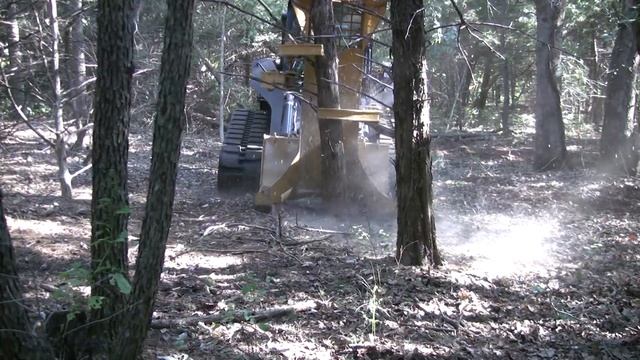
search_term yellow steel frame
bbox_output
[255,0,389,207]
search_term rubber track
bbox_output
[217,110,269,192]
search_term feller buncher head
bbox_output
[218,0,392,210]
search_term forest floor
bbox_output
[1,122,640,359]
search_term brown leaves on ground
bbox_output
[2,125,640,359]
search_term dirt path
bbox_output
[1,125,639,359]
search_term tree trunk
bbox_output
[218,3,226,141]
[452,60,475,131]
[6,2,24,105]
[551,1,566,88]
[475,55,493,109]
[497,0,511,132]
[110,0,195,358]
[310,0,347,201]
[510,63,517,109]
[589,34,605,128]
[600,0,639,162]
[49,0,73,199]
[391,0,441,267]
[501,59,511,131]
[0,190,54,359]
[90,0,135,352]
[534,0,566,170]
[460,60,475,107]
[70,0,89,151]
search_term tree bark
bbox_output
[50,0,73,199]
[501,58,511,131]
[110,0,195,358]
[69,0,89,151]
[475,55,494,109]
[600,0,639,162]
[588,33,605,128]
[0,190,54,359]
[452,59,475,131]
[391,0,441,267]
[6,1,24,105]
[534,0,566,170]
[498,0,511,132]
[310,0,347,201]
[90,0,135,352]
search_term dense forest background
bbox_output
[2,0,637,154]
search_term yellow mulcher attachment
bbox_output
[218,0,391,208]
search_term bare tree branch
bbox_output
[1,70,56,148]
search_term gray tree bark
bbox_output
[50,0,73,199]
[110,0,195,357]
[69,0,89,151]
[6,1,24,104]
[600,0,639,163]
[90,0,135,353]
[498,0,511,132]
[534,0,567,170]
[588,34,605,128]
[0,190,54,359]
[391,0,441,267]
[310,0,347,201]
[475,55,494,109]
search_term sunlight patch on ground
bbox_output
[263,340,332,360]
[7,217,69,236]
[439,213,560,278]
[165,246,243,270]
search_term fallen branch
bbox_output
[225,222,275,233]
[174,247,269,257]
[283,234,334,246]
[296,225,352,235]
[200,222,276,238]
[150,300,317,329]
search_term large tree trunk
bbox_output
[391,0,441,267]
[600,0,639,163]
[0,190,54,359]
[310,0,347,201]
[90,0,135,352]
[533,0,566,170]
[69,0,89,151]
[50,0,73,199]
[110,0,195,358]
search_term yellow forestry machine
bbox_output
[217,0,391,208]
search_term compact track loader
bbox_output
[217,0,391,208]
